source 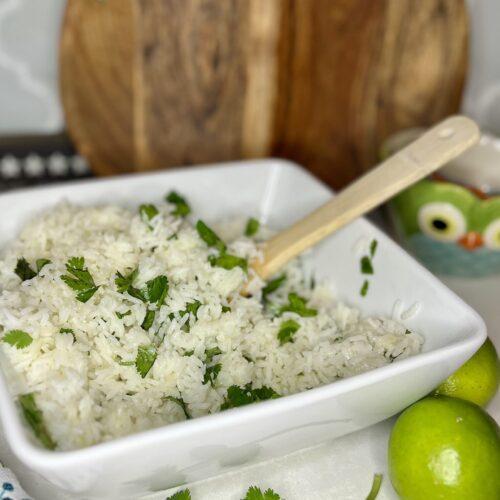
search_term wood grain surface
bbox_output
[60,0,468,189]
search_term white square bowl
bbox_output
[0,159,486,499]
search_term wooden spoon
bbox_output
[252,115,480,281]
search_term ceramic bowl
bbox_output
[383,129,500,277]
[0,160,486,499]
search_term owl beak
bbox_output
[458,232,484,251]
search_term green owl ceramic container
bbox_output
[383,129,500,278]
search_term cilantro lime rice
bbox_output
[0,194,423,450]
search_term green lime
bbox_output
[434,337,500,406]
[388,396,500,500]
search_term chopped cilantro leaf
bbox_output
[209,253,248,272]
[139,204,159,228]
[405,329,411,335]
[116,310,132,319]
[360,280,369,297]
[196,220,226,254]
[165,488,191,500]
[145,275,169,305]
[243,485,282,500]
[370,239,378,258]
[19,393,56,450]
[141,309,156,330]
[164,396,191,419]
[277,319,300,345]
[262,274,286,301]
[245,217,260,237]
[183,350,194,357]
[361,256,374,275]
[278,293,317,317]
[205,346,222,362]
[59,328,76,342]
[221,384,280,410]
[366,473,383,500]
[36,258,51,273]
[115,268,138,293]
[222,305,231,313]
[61,257,98,303]
[2,330,33,349]
[203,363,221,386]
[185,300,201,316]
[128,285,148,302]
[135,344,157,378]
[120,361,135,367]
[166,191,191,217]
[14,258,37,281]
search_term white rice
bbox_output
[0,201,423,451]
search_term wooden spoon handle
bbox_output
[254,115,480,280]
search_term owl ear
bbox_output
[431,173,490,200]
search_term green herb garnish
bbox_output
[243,486,282,500]
[370,239,378,258]
[165,489,191,500]
[141,309,156,330]
[166,191,191,217]
[196,220,226,253]
[61,257,98,303]
[262,274,286,302]
[2,329,33,349]
[245,217,260,237]
[209,253,248,272]
[361,256,374,275]
[36,258,51,273]
[203,363,221,386]
[278,293,317,317]
[145,275,169,306]
[116,310,132,319]
[135,344,157,378]
[221,384,280,410]
[205,346,222,362]
[14,258,37,281]
[59,328,76,342]
[116,355,135,366]
[19,393,56,450]
[222,305,231,313]
[115,268,138,293]
[277,319,300,345]
[365,473,383,500]
[139,204,159,229]
[164,396,191,419]
[360,280,369,297]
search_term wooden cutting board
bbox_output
[60,0,468,189]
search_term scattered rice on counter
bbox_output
[0,196,423,450]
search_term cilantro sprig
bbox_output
[166,191,191,217]
[221,384,280,410]
[366,473,383,500]
[262,274,286,303]
[14,258,51,282]
[19,393,56,450]
[165,489,191,500]
[164,395,191,419]
[61,257,99,303]
[115,270,169,309]
[139,204,159,229]
[243,486,283,500]
[277,319,300,345]
[359,239,378,297]
[196,220,248,272]
[2,329,33,349]
[245,217,260,237]
[278,293,317,317]
[135,344,157,378]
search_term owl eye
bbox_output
[483,219,500,249]
[417,202,467,242]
